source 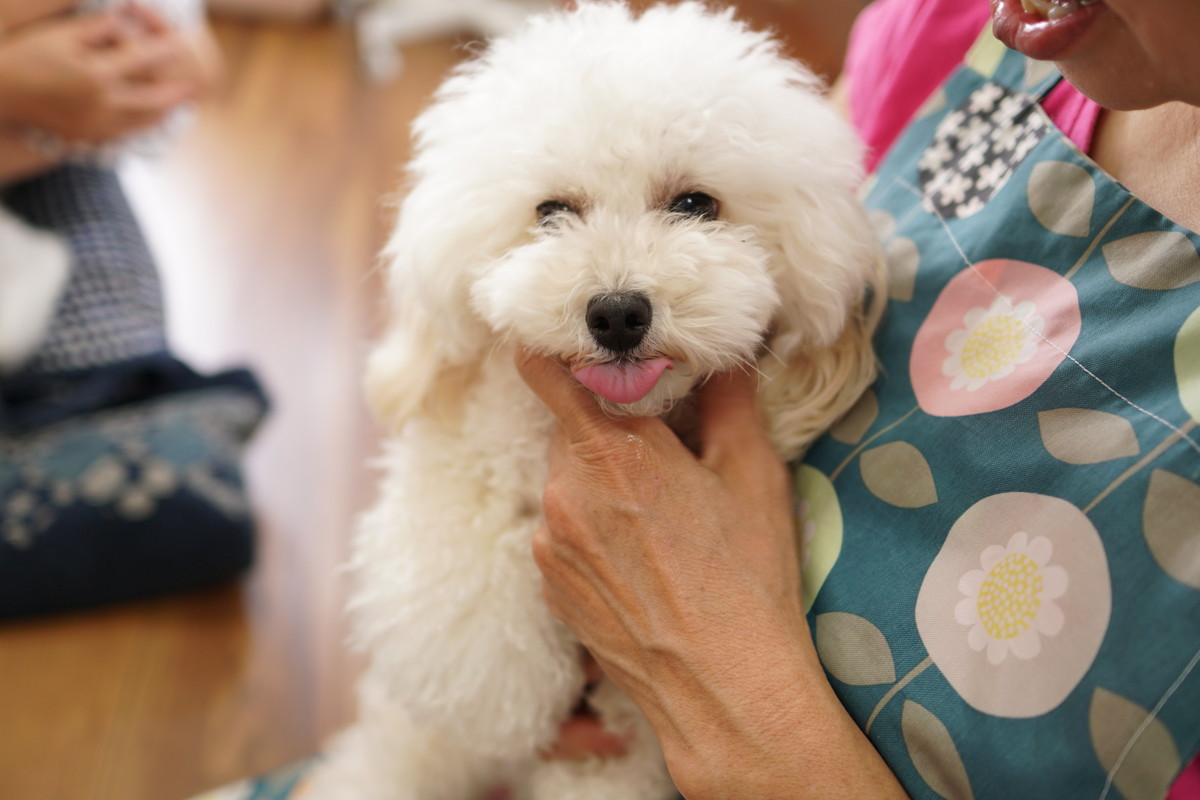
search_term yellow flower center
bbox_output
[977,552,1044,640]
[960,313,1027,380]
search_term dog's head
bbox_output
[368,1,884,455]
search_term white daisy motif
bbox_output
[937,172,974,206]
[976,160,1010,190]
[959,115,991,148]
[915,493,1111,718]
[1013,132,1041,162]
[958,139,989,172]
[942,296,1044,391]
[995,93,1028,125]
[954,531,1068,665]
[968,83,1004,114]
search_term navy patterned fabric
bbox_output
[2,165,167,376]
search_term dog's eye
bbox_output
[536,200,576,225]
[667,192,719,221]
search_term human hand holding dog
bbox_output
[0,6,212,147]
[0,0,79,31]
[517,348,908,798]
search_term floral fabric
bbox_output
[800,31,1200,800]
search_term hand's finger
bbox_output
[103,35,191,82]
[539,715,630,761]
[76,11,125,47]
[118,2,172,35]
[697,368,771,457]
[109,79,195,112]
[514,347,615,443]
[695,368,790,497]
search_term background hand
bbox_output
[0,10,203,145]
[0,0,79,32]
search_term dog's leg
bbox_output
[305,670,508,800]
[347,363,585,769]
[513,678,675,800]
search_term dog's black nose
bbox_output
[586,292,652,353]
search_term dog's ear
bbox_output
[757,194,887,461]
[364,185,494,434]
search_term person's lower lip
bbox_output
[991,0,1106,61]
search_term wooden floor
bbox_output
[0,18,465,800]
[0,6,861,799]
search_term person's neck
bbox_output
[1090,102,1200,232]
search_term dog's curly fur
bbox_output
[307,3,885,798]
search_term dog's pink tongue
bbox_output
[574,358,672,404]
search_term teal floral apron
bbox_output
[800,27,1200,800]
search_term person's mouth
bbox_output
[991,0,1105,61]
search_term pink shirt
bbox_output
[841,2,1198,795]
[843,0,1100,173]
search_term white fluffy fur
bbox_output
[0,206,70,374]
[309,4,885,799]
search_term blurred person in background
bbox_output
[0,1,267,620]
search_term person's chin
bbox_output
[1057,52,1177,111]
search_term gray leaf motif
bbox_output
[860,441,938,508]
[1037,407,1140,465]
[902,700,975,800]
[1143,468,1200,590]
[1102,231,1200,291]
[814,612,895,686]
[887,235,921,302]
[829,389,879,446]
[1090,687,1181,800]
[1027,160,1094,238]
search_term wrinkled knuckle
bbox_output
[531,528,555,572]
[540,478,573,531]
[541,584,566,623]
[580,426,655,474]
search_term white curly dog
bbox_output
[307,3,884,798]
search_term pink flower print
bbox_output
[911,259,1082,417]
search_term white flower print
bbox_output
[957,196,987,217]
[994,121,1024,153]
[968,83,1004,114]
[954,531,1068,665]
[920,138,955,172]
[958,139,989,172]
[915,493,1111,718]
[976,159,1009,190]
[937,172,974,206]
[1012,130,1041,162]
[959,114,991,148]
[942,296,1044,391]
[995,93,1028,124]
